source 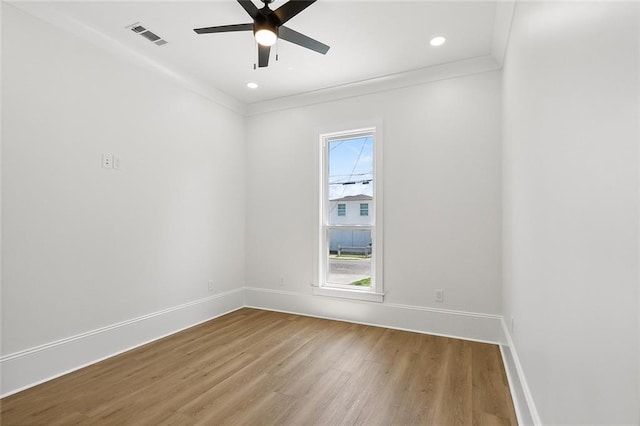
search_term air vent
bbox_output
[140,31,160,42]
[125,22,168,46]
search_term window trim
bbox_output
[337,203,346,216]
[312,122,384,302]
[360,203,369,216]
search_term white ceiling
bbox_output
[11,1,512,111]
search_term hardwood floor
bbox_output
[1,308,517,425]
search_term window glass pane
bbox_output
[327,229,371,287]
[328,136,373,226]
[360,203,368,216]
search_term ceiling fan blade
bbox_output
[237,0,259,19]
[273,0,317,25]
[258,44,271,68]
[194,23,253,34]
[279,26,329,54]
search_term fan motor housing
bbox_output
[253,10,280,37]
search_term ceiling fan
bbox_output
[194,0,330,68]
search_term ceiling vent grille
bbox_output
[125,22,168,46]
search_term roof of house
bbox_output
[330,194,373,202]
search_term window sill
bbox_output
[312,286,384,303]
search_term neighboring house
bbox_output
[328,194,372,253]
[329,194,373,226]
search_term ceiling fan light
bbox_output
[255,29,277,46]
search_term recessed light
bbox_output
[246,82,259,89]
[430,36,446,47]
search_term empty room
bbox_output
[1,1,639,425]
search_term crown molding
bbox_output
[246,55,501,116]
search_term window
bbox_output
[314,124,383,302]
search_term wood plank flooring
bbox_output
[1,308,517,425]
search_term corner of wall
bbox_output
[500,318,541,426]
[490,0,516,67]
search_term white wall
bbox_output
[502,2,639,424]
[1,2,245,360]
[246,70,502,316]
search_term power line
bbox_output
[328,137,371,214]
[329,179,372,186]
[329,140,344,152]
[330,172,372,178]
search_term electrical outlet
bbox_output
[435,289,444,302]
[102,154,113,169]
[113,156,121,170]
[208,280,214,292]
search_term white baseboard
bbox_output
[0,289,244,398]
[500,318,542,425]
[1,284,533,422]
[244,286,504,344]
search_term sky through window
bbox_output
[328,136,373,201]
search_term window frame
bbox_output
[312,123,384,302]
[337,203,346,216]
[360,203,369,216]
